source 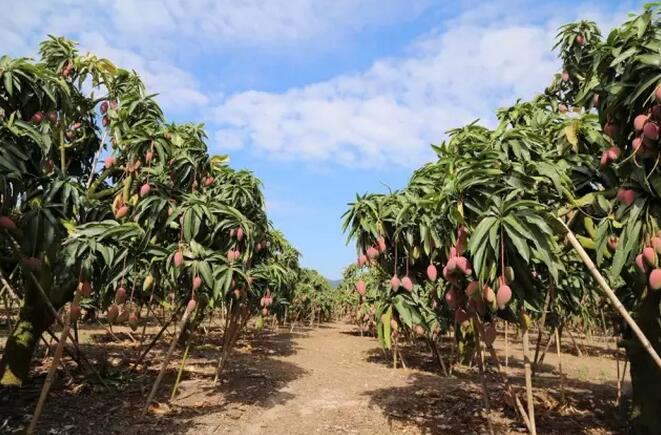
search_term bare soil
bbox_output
[0,320,632,434]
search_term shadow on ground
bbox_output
[362,351,631,435]
[0,324,306,435]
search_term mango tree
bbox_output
[0,37,119,385]
[553,8,661,431]
[0,37,297,396]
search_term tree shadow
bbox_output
[564,341,621,358]
[500,332,620,359]
[362,339,559,379]
[237,328,303,358]
[364,346,444,376]
[363,372,502,434]
[2,322,307,434]
[363,369,631,434]
[339,329,375,338]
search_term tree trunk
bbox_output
[427,338,448,377]
[472,318,495,435]
[0,261,74,387]
[625,289,661,434]
[0,285,56,386]
[562,223,661,432]
[455,320,475,365]
[213,300,248,383]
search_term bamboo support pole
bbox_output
[521,311,537,435]
[560,221,661,370]
[554,327,565,404]
[143,306,193,414]
[473,318,495,435]
[532,286,554,375]
[27,290,81,434]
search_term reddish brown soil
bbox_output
[0,321,631,434]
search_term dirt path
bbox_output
[2,321,630,434]
[189,322,459,434]
[180,322,628,435]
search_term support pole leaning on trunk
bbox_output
[131,304,184,372]
[27,290,81,435]
[472,318,495,435]
[554,327,565,404]
[532,285,554,376]
[505,321,509,370]
[143,305,193,415]
[560,220,661,371]
[520,310,537,435]
[26,273,108,388]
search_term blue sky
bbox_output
[2,0,641,279]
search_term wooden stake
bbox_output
[398,344,407,370]
[532,286,553,375]
[521,310,537,435]
[600,309,608,343]
[561,221,661,370]
[429,339,449,377]
[577,324,591,356]
[143,305,193,414]
[43,328,80,365]
[131,304,183,372]
[615,346,620,404]
[554,327,565,404]
[213,301,248,384]
[27,291,81,434]
[393,334,398,369]
[170,341,191,400]
[616,357,628,407]
[505,321,509,370]
[566,325,583,356]
[536,326,557,369]
[473,318,495,435]
[484,342,533,433]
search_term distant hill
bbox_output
[326,278,342,288]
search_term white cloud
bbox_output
[265,198,312,216]
[0,0,433,57]
[76,32,209,113]
[0,0,638,166]
[105,0,432,47]
[0,0,432,116]
[211,23,557,167]
[213,128,246,152]
[209,1,636,168]
[0,2,208,114]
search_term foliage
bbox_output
[0,36,318,386]
[342,5,661,432]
